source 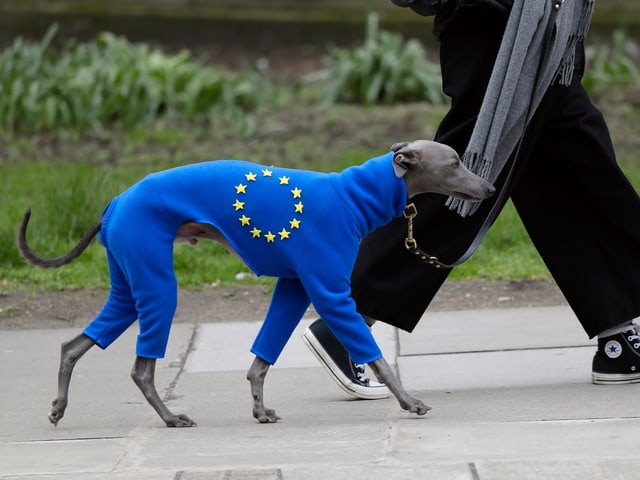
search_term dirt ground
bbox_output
[0,278,568,330]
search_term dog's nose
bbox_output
[487,184,497,196]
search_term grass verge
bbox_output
[2,97,639,292]
[1,26,639,293]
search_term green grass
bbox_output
[1,24,640,293]
[3,137,639,291]
[451,200,546,280]
[2,159,264,291]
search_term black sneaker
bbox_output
[592,323,640,384]
[301,318,390,400]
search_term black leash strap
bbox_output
[403,0,563,269]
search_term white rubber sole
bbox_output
[592,371,640,384]
[302,327,391,400]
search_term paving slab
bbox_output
[0,324,194,476]
[184,319,397,372]
[398,306,598,390]
[398,345,595,390]
[399,306,592,355]
[2,306,640,480]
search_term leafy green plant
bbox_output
[307,13,445,105]
[0,25,273,134]
[584,29,640,93]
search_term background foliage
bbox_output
[0,25,274,135]
[305,13,446,105]
[1,18,639,292]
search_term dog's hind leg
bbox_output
[369,357,431,416]
[246,356,281,423]
[130,356,196,427]
[49,333,96,426]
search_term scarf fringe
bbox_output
[556,1,594,86]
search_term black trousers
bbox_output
[350,7,640,337]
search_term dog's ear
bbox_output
[391,143,418,178]
[390,142,410,152]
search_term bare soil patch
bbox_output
[0,278,567,330]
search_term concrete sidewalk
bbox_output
[1,305,640,479]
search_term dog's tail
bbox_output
[17,208,102,269]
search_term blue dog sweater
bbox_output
[84,152,406,364]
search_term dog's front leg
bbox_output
[131,356,197,427]
[369,357,431,416]
[246,356,281,423]
[49,333,96,426]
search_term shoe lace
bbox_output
[353,363,369,383]
[623,324,640,349]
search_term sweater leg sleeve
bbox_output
[250,277,311,365]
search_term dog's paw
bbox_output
[400,396,432,416]
[49,398,67,426]
[166,414,197,427]
[48,410,62,426]
[253,408,281,424]
[409,400,432,416]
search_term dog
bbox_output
[17,140,495,427]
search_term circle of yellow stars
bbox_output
[232,168,303,244]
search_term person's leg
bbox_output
[354,6,510,330]
[511,78,640,383]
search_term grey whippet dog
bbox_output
[18,140,495,427]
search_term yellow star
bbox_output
[233,199,245,211]
[235,184,247,194]
[262,169,273,177]
[289,218,301,229]
[239,215,251,226]
[291,187,302,198]
[245,172,257,182]
[279,176,290,185]
[279,228,290,240]
[265,231,276,243]
[294,201,304,213]
[250,227,262,238]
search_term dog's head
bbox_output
[390,140,496,202]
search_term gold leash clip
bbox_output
[403,203,418,219]
[403,203,418,250]
[402,202,445,268]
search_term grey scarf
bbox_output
[447,0,595,217]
